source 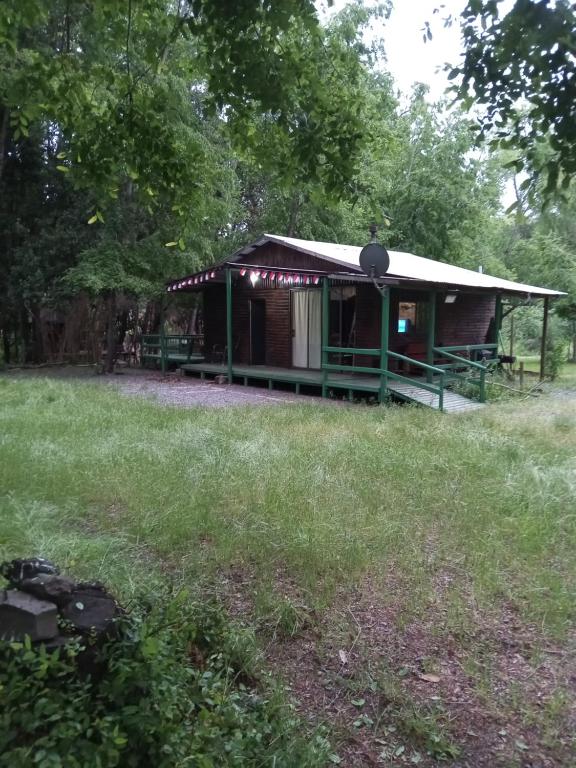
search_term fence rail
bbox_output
[141,334,204,369]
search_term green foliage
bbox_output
[0,0,367,210]
[0,595,326,767]
[545,340,566,381]
[450,0,576,200]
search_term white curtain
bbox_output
[292,291,322,369]
[292,291,309,368]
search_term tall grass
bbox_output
[0,377,574,633]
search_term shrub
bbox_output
[0,594,327,767]
[545,341,566,380]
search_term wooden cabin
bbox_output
[157,234,562,412]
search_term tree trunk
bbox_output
[0,106,9,184]
[2,327,10,364]
[105,290,117,373]
[29,304,44,364]
[286,193,301,237]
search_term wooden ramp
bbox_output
[388,380,486,414]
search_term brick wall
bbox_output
[203,281,293,367]
[353,287,495,365]
[203,275,496,370]
[436,293,495,347]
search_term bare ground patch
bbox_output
[213,567,575,767]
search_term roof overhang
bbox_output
[166,234,566,299]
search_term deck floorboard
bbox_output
[180,363,484,412]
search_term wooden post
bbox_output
[379,287,390,403]
[321,277,329,398]
[509,313,514,359]
[426,291,436,383]
[494,294,502,355]
[539,296,549,381]
[160,293,166,374]
[519,360,524,389]
[225,267,233,384]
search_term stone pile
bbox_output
[0,558,122,644]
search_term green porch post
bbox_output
[225,267,233,383]
[426,290,436,383]
[494,294,502,355]
[160,293,166,374]
[379,287,390,403]
[539,296,549,381]
[321,277,329,398]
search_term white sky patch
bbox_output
[322,0,466,101]
[320,0,518,207]
[379,0,464,101]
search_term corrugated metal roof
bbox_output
[256,234,564,297]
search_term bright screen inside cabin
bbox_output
[398,300,429,334]
[398,301,417,333]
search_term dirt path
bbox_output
[108,369,340,407]
[2,365,344,407]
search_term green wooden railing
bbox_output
[141,334,203,368]
[321,346,447,411]
[433,345,497,403]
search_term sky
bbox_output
[324,0,468,102]
[379,0,465,101]
[322,0,517,206]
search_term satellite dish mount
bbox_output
[359,224,390,297]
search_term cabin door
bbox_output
[291,290,321,369]
[250,299,266,365]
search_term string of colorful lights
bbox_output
[167,269,322,292]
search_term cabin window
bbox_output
[398,301,429,334]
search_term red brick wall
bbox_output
[233,284,292,367]
[203,278,496,370]
[436,293,495,347]
[203,284,226,356]
[353,287,495,365]
[203,281,293,367]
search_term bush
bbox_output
[545,341,566,380]
[0,594,327,767]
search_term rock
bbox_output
[214,374,228,385]
[60,584,120,634]
[19,574,76,607]
[1,557,59,587]
[0,589,59,641]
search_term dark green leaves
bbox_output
[450,0,576,202]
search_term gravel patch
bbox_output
[108,369,339,408]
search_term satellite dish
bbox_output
[359,242,390,279]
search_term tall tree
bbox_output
[448,0,576,201]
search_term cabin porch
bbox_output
[156,265,503,412]
[179,360,488,413]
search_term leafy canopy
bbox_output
[448,0,576,201]
[0,0,366,215]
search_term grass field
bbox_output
[516,356,576,385]
[1,377,575,765]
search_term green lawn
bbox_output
[516,356,576,385]
[0,377,574,629]
[1,377,575,765]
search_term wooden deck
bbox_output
[181,363,485,412]
[387,380,485,414]
[181,362,381,394]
